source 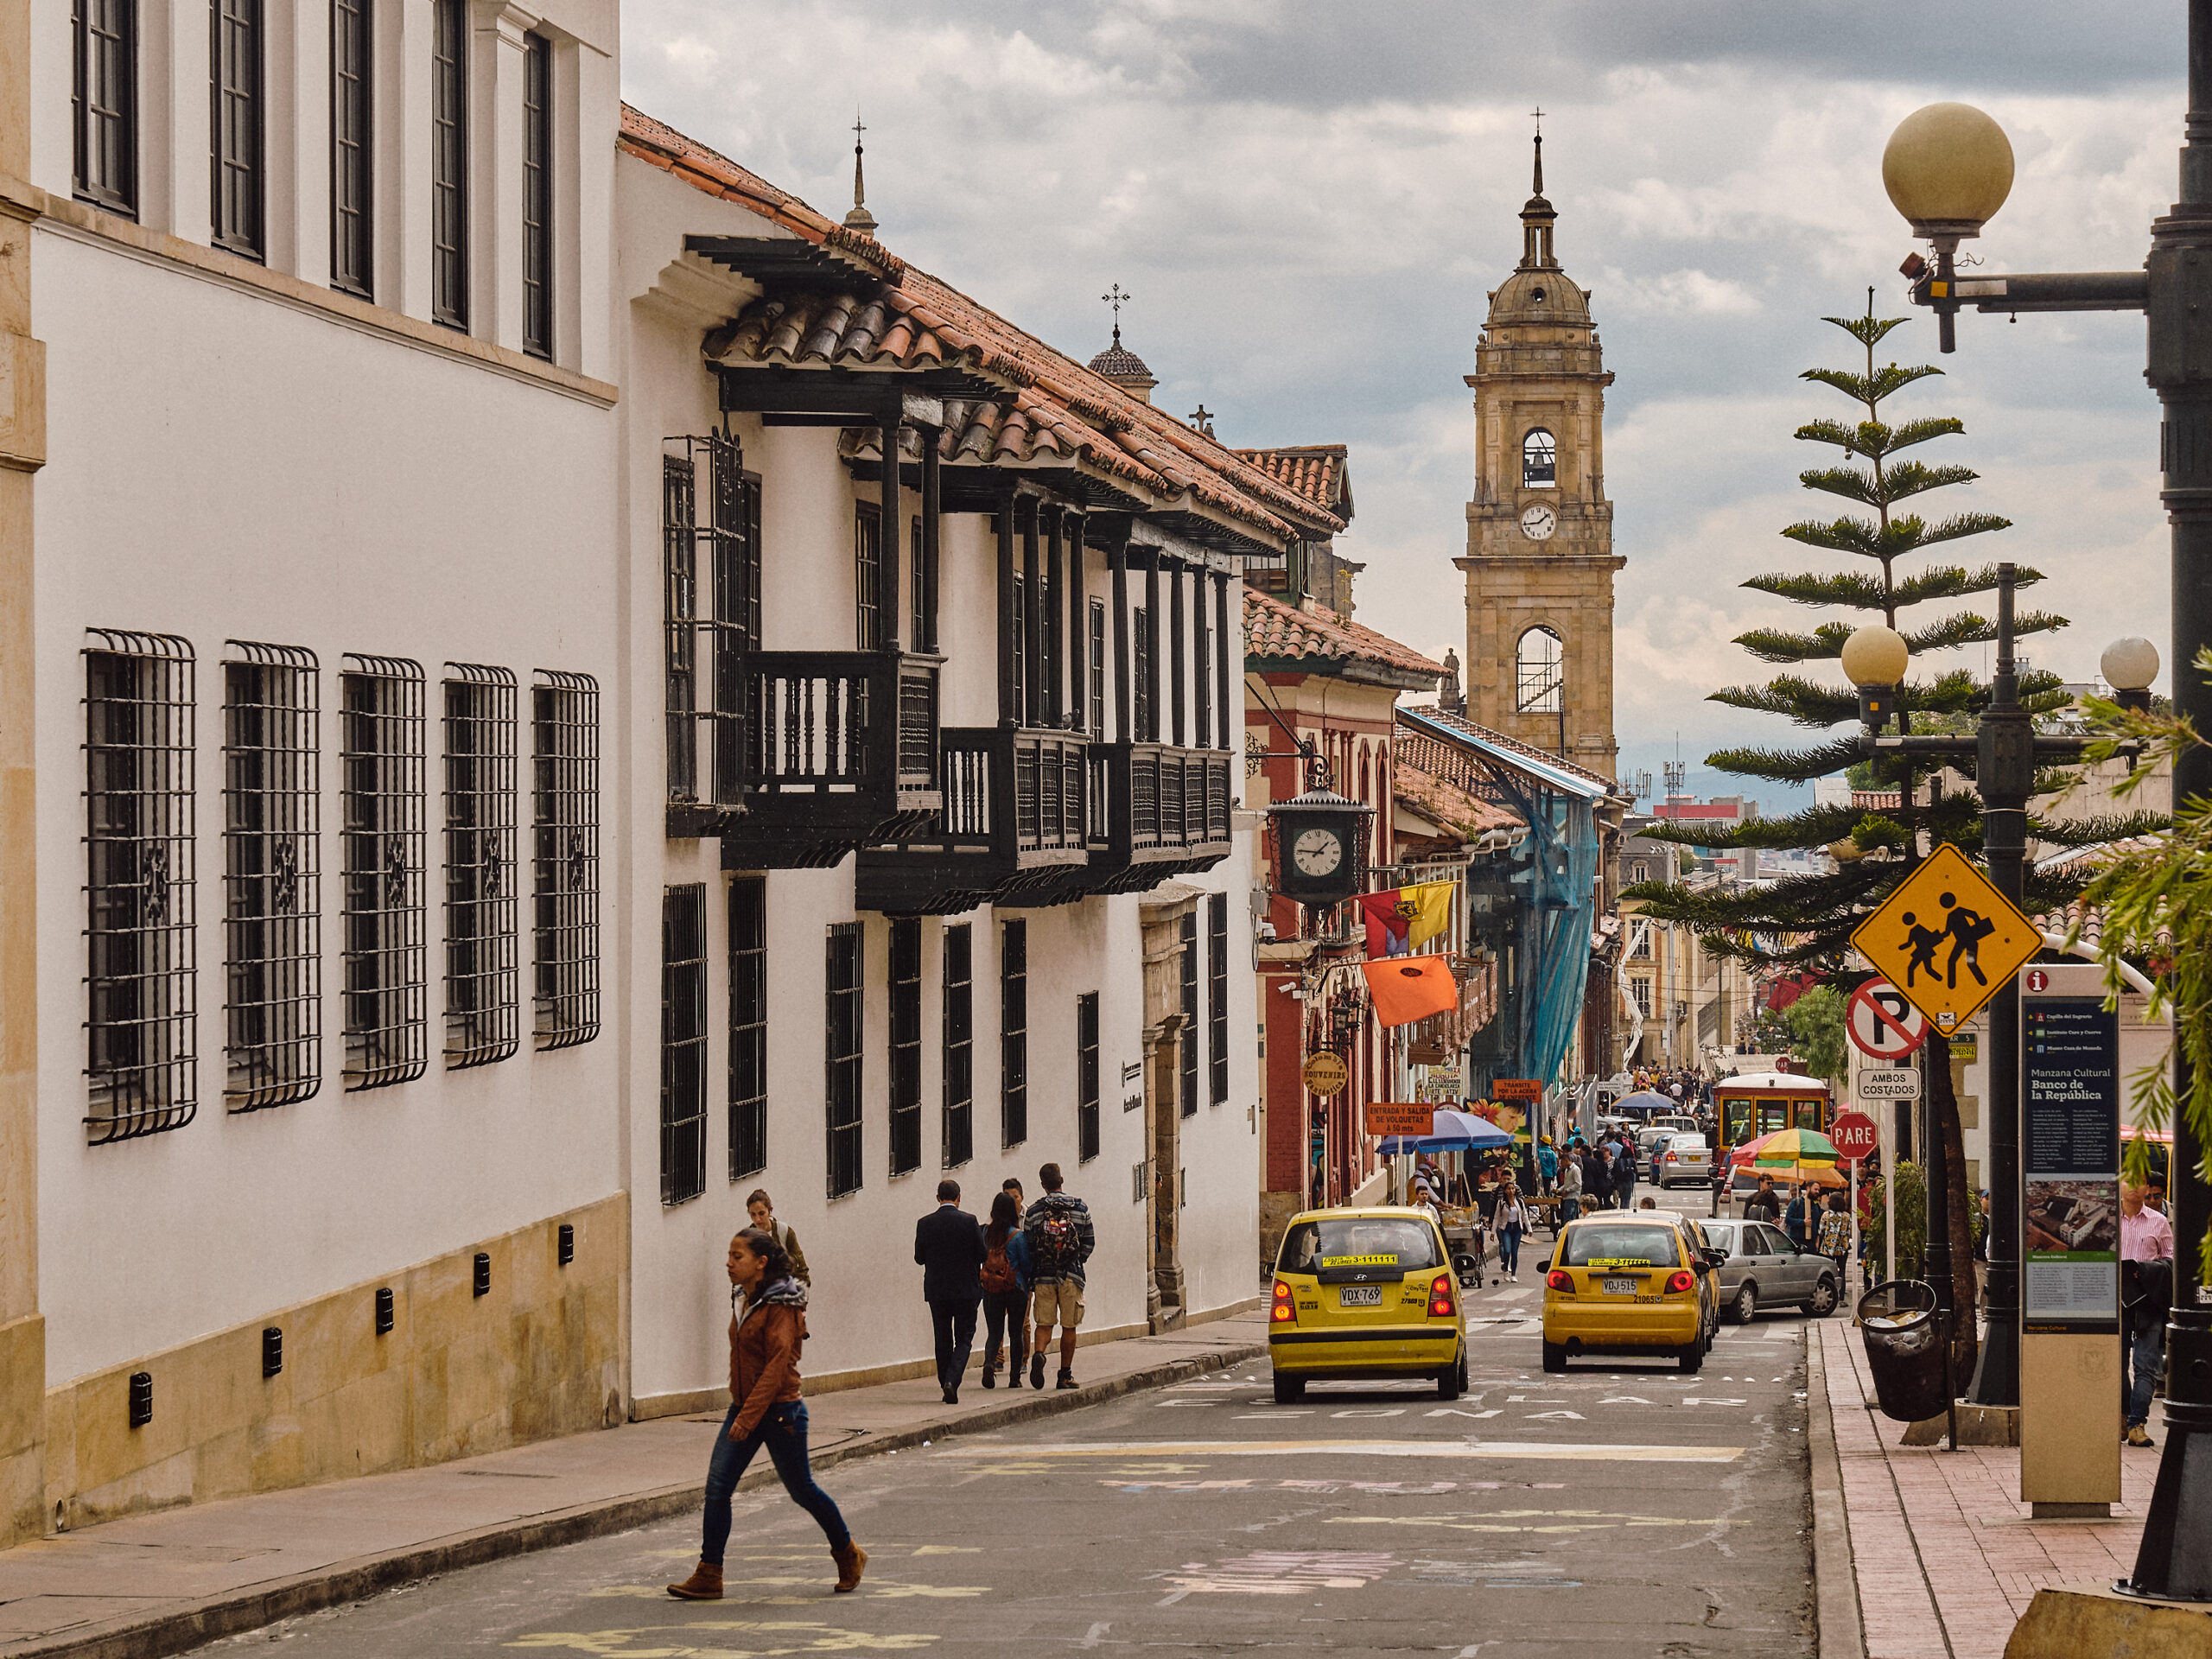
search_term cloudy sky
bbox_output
[624,1,2184,810]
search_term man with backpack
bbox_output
[1022,1162,1096,1390]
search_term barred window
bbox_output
[84,631,196,1142]
[1194,603,1211,747]
[1076,991,1100,1163]
[223,643,319,1111]
[520,31,552,360]
[1088,600,1106,735]
[531,671,598,1048]
[728,876,766,1179]
[889,918,922,1177]
[1179,910,1198,1118]
[72,0,138,214]
[329,0,372,297]
[1208,891,1228,1106]
[663,451,697,801]
[443,665,517,1068]
[664,436,759,812]
[660,884,708,1205]
[340,655,426,1090]
[704,437,759,808]
[1133,607,1152,741]
[211,0,264,258]
[826,922,863,1198]
[1000,918,1027,1147]
[942,923,972,1169]
[855,504,882,652]
[429,0,467,328]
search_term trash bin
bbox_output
[1856,1280,1947,1424]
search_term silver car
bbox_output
[1697,1217,1840,1321]
[1650,1131,1713,1188]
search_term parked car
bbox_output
[1651,1131,1713,1188]
[1697,1217,1840,1321]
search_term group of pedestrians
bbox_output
[914,1164,1096,1401]
[1550,1130,1644,1222]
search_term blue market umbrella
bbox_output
[1615,1090,1678,1117]
[1379,1109,1514,1155]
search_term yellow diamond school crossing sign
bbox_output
[1850,843,2042,1038]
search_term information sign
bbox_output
[1857,1069,1920,1100]
[2020,980,2120,1334]
[1364,1103,1435,1137]
[1492,1078,1543,1101]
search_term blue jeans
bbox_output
[1560,1196,1580,1224]
[1497,1224,1522,1275]
[2124,1318,2167,1428]
[701,1400,849,1565]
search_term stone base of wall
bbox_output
[43,1193,626,1532]
[0,1313,46,1548]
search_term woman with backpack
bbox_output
[979,1191,1031,1389]
[666,1227,864,1602]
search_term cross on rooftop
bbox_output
[1103,283,1132,346]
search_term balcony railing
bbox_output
[695,652,943,866]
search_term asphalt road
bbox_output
[213,1192,1815,1659]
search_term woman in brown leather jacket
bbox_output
[666,1228,866,1599]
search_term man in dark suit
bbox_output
[914,1179,987,1404]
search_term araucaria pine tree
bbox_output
[1628,300,2162,1357]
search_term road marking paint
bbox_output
[1427,1408,1502,1419]
[1597,1396,1652,1405]
[1080,1624,1112,1649]
[1153,1549,1399,1599]
[1330,1408,1407,1418]
[1681,1398,1746,1407]
[1524,1410,1585,1421]
[932,1440,1743,1463]
[508,1618,944,1650]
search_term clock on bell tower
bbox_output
[1456,124,1623,778]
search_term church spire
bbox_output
[1519,107,1556,270]
[843,113,878,235]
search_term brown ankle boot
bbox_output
[832,1541,868,1593]
[666,1562,723,1600]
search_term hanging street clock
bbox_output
[1268,785,1373,907]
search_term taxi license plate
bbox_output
[1603,1277,1639,1295]
[1338,1286,1382,1306]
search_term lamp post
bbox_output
[1880,10,2211,1595]
[1841,582,2155,1436]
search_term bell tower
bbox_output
[1457,125,1622,777]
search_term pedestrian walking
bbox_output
[1001,1177,1026,1217]
[666,1228,864,1602]
[1495,1179,1530,1280]
[1536,1137,1559,1196]
[745,1189,810,1284]
[978,1191,1030,1389]
[1782,1184,1814,1251]
[914,1179,986,1405]
[1815,1191,1853,1307]
[1557,1144,1583,1224]
[1612,1134,1639,1210]
[1744,1174,1782,1224]
[1023,1162,1096,1391]
[1583,1142,1611,1211]
[2120,1182,2175,1446]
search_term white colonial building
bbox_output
[0,3,1319,1543]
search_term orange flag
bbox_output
[1362,955,1459,1029]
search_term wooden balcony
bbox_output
[695,652,942,868]
[855,726,1101,913]
[1085,742,1236,893]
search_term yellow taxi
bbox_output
[1538,1211,1722,1375]
[1268,1206,1467,1403]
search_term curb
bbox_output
[1805,1321,1866,1659]
[16,1338,1269,1659]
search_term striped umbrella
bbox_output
[1751,1128,1840,1166]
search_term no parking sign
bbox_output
[1847,979,1929,1061]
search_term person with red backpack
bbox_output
[1022,1162,1096,1390]
[979,1191,1032,1388]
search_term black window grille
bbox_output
[1077,991,1100,1163]
[826,922,863,1198]
[340,654,426,1090]
[1010,573,1026,721]
[83,631,196,1142]
[889,918,922,1177]
[704,437,757,807]
[660,884,708,1205]
[429,0,467,328]
[72,0,137,214]
[663,451,697,800]
[1179,910,1198,1118]
[1208,891,1229,1106]
[1133,607,1152,741]
[1087,600,1106,735]
[855,504,881,652]
[941,922,972,1168]
[1195,605,1211,747]
[531,671,598,1048]
[910,517,928,656]
[210,0,263,258]
[521,31,552,359]
[443,665,518,1068]
[329,0,372,297]
[728,876,766,1179]
[1000,918,1027,1147]
[223,643,320,1111]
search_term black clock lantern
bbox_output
[1268,785,1373,908]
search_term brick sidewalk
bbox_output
[1813,1318,2161,1659]
[0,1310,1268,1659]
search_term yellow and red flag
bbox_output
[1357,880,1452,958]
